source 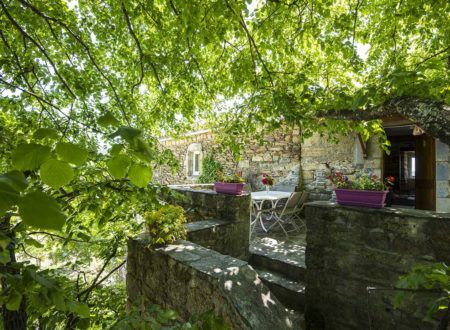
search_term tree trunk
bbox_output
[0,215,27,330]
[316,96,450,146]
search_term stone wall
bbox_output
[436,139,450,212]
[127,238,300,329]
[165,186,250,260]
[305,201,450,329]
[156,128,301,190]
[302,134,383,200]
[156,129,386,197]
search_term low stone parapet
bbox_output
[305,201,450,329]
[165,186,251,259]
[127,236,301,330]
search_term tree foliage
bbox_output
[0,0,449,328]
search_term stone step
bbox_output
[255,268,306,312]
[249,237,306,281]
[184,219,249,260]
[184,219,229,233]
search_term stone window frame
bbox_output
[185,143,203,178]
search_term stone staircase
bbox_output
[249,237,307,312]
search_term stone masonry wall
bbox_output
[436,139,450,212]
[156,129,385,199]
[155,127,301,190]
[164,186,250,260]
[127,238,299,329]
[302,134,383,200]
[305,201,450,329]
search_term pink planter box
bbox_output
[335,189,388,208]
[214,182,245,195]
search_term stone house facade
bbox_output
[156,125,450,213]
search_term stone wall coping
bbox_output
[184,219,230,232]
[305,201,450,219]
[170,185,251,198]
[133,236,248,277]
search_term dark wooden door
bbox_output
[415,134,436,210]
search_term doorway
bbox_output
[383,125,436,210]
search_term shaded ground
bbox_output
[250,216,306,269]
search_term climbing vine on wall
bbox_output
[197,154,223,184]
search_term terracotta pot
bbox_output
[335,189,388,208]
[214,182,245,195]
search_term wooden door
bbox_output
[415,134,436,210]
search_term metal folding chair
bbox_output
[267,191,309,236]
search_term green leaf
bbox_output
[0,171,28,192]
[110,144,123,156]
[55,142,88,166]
[0,250,11,265]
[128,164,152,188]
[0,182,21,215]
[33,128,59,140]
[76,232,91,242]
[106,155,131,179]
[11,143,51,170]
[24,237,44,248]
[40,159,75,189]
[68,301,90,318]
[98,112,120,127]
[109,126,141,142]
[6,291,22,311]
[19,192,66,230]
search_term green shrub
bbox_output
[144,205,187,245]
[197,154,223,183]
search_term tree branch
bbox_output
[78,246,119,301]
[225,0,274,87]
[16,0,131,125]
[121,1,145,94]
[0,1,76,98]
[316,96,450,145]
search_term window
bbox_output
[185,143,202,177]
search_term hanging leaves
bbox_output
[55,142,88,167]
[19,192,66,230]
[128,164,152,188]
[33,128,59,140]
[40,159,75,189]
[11,144,51,171]
[106,155,131,179]
[98,112,120,128]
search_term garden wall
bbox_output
[436,139,450,212]
[127,238,300,329]
[155,127,301,190]
[155,129,383,198]
[305,201,450,329]
[165,186,250,260]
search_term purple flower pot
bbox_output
[214,182,245,195]
[335,189,388,208]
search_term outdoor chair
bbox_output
[267,191,309,236]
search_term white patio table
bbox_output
[250,191,292,234]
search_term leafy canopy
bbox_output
[0,0,449,328]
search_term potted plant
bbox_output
[214,173,246,195]
[144,205,187,245]
[329,171,395,208]
[261,173,274,193]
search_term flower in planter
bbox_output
[330,171,396,191]
[329,171,349,188]
[261,173,274,186]
[385,176,395,187]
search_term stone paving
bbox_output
[250,216,307,271]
